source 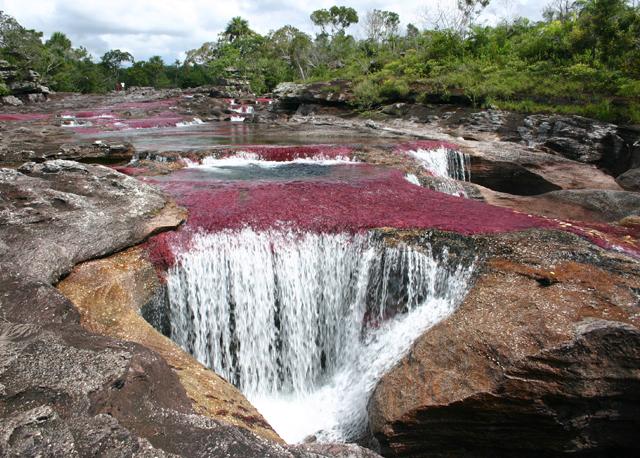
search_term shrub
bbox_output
[353,78,382,109]
[379,78,410,101]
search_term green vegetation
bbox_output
[1,1,639,123]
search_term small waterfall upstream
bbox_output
[408,147,470,196]
[165,228,474,443]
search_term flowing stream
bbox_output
[165,228,474,443]
[408,147,470,196]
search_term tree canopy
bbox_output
[0,2,639,123]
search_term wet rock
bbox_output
[58,247,282,443]
[368,231,640,457]
[56,141,136,163]
[616,167,640,192]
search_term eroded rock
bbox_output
[518,115,634,176]
[274,80,353,108]
[368,230,640,456]
[57,247,282,443]
[541,189,640,222]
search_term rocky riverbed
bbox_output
[1,87,639,456]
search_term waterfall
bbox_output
[408,147,470,196]
[166,228,474,443]
[193,152,356,168]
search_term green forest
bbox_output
[1,0,639,123]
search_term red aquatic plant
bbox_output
[0,113,50,122]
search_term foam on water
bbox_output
[176,117,205,127]
[191,152,357,168]
[166,228,474,443]
[405,173,421,186]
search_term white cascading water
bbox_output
[166,229,474,443]
[192,152,356,168]
[408,147,470,196]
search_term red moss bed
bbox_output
[0,113,50,122]
[111,166,147,176]
[143,151,639,270]
[144,167,560,269]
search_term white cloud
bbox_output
[0,0,544,62]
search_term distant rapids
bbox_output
[165,229,474,443]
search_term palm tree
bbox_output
[223,17,251,43]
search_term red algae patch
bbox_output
[111,166,147,176]
[57,97,193,133]
[143,162,640,269]
[149,167,554,235]
[0,113,50,122]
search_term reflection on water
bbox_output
[78,121,395,151]
[151,162,384,185]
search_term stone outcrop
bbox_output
[540,189,640,222]
[516,115,635,176]
[273,80,353,108]
[57,247,282,443]
[0,60,51,105]
[0,141,135,165]
[368,230,640,457]
[55,141,135,163]
[617,167,640,192]
[0,159,382,457]
[0,161,288,456]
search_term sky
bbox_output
[0,0,544,62]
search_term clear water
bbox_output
[79,122,398,152]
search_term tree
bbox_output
[100,49,134,82]
[268,26,312,79]
[543,0,578,21]
[406,23,420,39]
[223,16,252,43]
[423,0,491,36]
[46,31,71,52]
[185,41,217,65]
[364,9,400,44]
[310,6,359,37]
[573,0,640,67]
[40,32,73,79]
[0,11,46,71]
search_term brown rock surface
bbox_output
[0,161,306,457]
[57,247,281,443]
[369,230,640,456]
